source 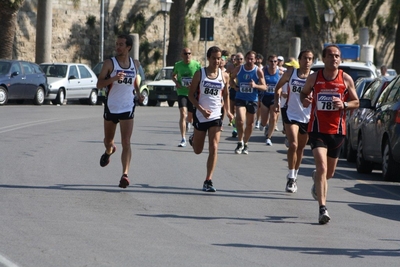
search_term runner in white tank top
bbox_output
[188,46,233,192]
[274,50,314,193]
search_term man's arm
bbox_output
[172,65,181,88]
[222,72,233,121]
[229,66,240,90]
[300,72,317,108]
[343,73,359,110]
[274,69,292,110]
[97,59,116,89]
[188,70,201,110]
[253,68,266,91]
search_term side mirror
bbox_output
[11,71,19,77]
[359,98,372,109]
[69,75,77,80]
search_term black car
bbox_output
[356,75,400,181]
[0,59,48,105]
[346,76,395,162]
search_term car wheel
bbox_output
[168,100,175,107]
[33,86,45,105]
[140,89,149,106]
[356,136,373,174]
[55,89,65,105]
[382,140,400,181]
[0,86,8,105]
[148,100,157,106]
[88,90,98,105]
[346,134,357,162]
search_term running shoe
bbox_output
[275,125,279,131]
[100,145,116,167]
[202,180,216,192]
[318,206,331,224]
[119,174,130,188]
[311,170,317,200]
[189,134,194,147]
[255,121,260,129]
[266,138,273,146]
[232,130,238,138]
[242,144,249,155]
[285,177,297,193]
[186,122,191,132]
[228,122,232,126]
[235,142,243,154]
[178,138,186,147]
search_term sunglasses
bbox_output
[270,60,277,63]
[183,52,191,55]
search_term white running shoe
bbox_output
[255,121,260,129]
[285,178,297,193]
[178,139,186,147]
[319,207,331,224]
[266,138,273,146]
[186,122,192,132]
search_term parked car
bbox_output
[354,77,375,98]
[355,75,400,181]
[345,76,395,162]
[147,66,177,107]
[387,68,397,76]
[0,59,48,105]
[92,61,149,106]
[311,61,378,82]
[40,63,98,105]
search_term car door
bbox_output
[7,62,25,98]
[77,65,95,98]
[20,61,37,98]
[66,65,81,98]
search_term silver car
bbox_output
[40,63,98,105]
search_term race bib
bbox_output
[239,82,253,93]
[267,85,275,93]
[317,93,340,111]
[181,77,192,87]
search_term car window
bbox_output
[69,65,79,78]
[362,80,381,100]
[10,62,21,74]
[385,80,400,104]
[78,65,92,79]
[31,63,43,74]
[21,62,34,75]
[0,62,10,75]
[155,68,173,81]
[376,77,400,107]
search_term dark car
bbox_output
[355,75,400,181]
[92,62,149,106]
[346,76,395,162]
[0,59,48,105]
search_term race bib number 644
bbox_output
[317,93,340,111]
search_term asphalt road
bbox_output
[0,103,399,267]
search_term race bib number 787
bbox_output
[316,93,340,111]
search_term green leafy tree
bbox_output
[0,0,25,59]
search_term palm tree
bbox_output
[0,0,25,59]
[167,0,186,66]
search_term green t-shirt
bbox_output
[173,60,201,96]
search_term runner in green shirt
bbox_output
[172,48,201,147]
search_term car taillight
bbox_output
[396,110,400,124]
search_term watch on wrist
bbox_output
[343,101,348,109]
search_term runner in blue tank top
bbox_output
[229,51,267,154]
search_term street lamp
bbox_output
[160,0,173,67]
[324,8,335,44]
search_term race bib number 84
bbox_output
[239,82,253,93]
[317,93,340,111]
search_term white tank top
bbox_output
[196,68,224,123]
[285,68,311,123]
[107,57,137,114]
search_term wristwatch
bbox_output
[343,101,348,109]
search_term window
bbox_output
[11,62,22,74]
[376,77,400,107]
[22,62,34,74]
[78,65,92,79]
[69,65,79,79]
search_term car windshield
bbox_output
[0,62,11,75]
[92,62,103,76]
[155,68,173,81]
[311,66,374,82]
[40,64,68,78]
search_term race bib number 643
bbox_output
[317,93,340,111]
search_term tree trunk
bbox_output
[251,0,270,64]
[35,0,52,64]
[166,0,185,66]
[392,11,400,73]
[0,1,21,59]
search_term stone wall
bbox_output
[15,0,394,76]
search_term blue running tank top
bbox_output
[235,65,260,102]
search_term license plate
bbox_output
[158,95,167,99]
